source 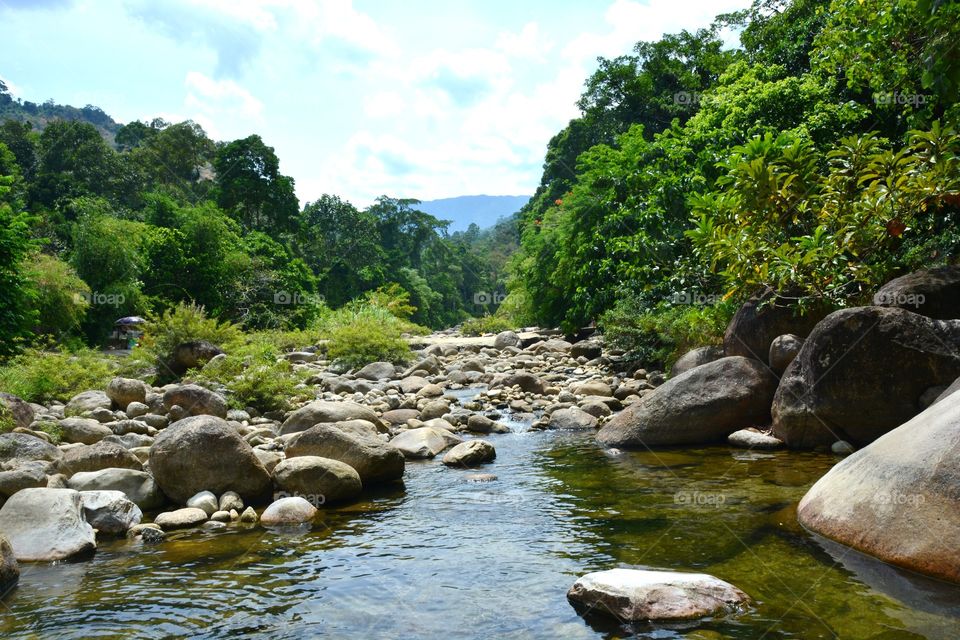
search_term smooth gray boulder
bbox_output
[0,461,50,498]
[186,491,218,516]
[106,377,149,409]
[0,433,62,464]
[162,384,228,419]
[873,265,960,319]
[493,331,520,349]
[547,407,598,430]
[727,428,784,450]
[670,346,725,377]
[154,507,207,530]
[79,490,142,535]
[279,401,385,436]
[0,488,96,561]
[724,288,826,363]
[285,424,404,485]
[597,357,778,448]
[442,440,496,467]
[389,427,461,459]
[355,361,396,380]
[260,496,316,526]
[58,417,113,445]
[0,393,34,430]
[768,334,802,376]
[67,468,165,510]
[55,441,143,476]
[64,390,112,417]
[272,456,362,503]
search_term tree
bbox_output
[31,120,125,210]
[25,253,90,340]
[0,142,37,355]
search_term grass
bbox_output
[460,315,516,336]
[0,346,118,403]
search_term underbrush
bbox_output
[316,302,423,370]
[0,346,117,403]
[460,314,515,336]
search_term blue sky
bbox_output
[0,0,750,206]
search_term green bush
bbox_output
[318,302,417,369]
[460,315,515,336]
[0,346,117,403]
[600,294,734,370]
[25,253,91,340]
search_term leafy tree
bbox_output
[25,253,90,340]
[0,142,37,355]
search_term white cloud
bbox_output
[184,71,263,118]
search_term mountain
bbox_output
[0,82,122,145]
[415,194,530,232]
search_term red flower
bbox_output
[554,199,563,206]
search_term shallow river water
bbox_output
[2,412,958,639]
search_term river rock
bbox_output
[768,334,802,376]
[0,433,62,465]
[0,461,49,497]
[724,288,826,363]
[493,331,520,349]
[79,490,142,535]
[0,534,18,594]
[279,401,385,436]
[272,456,362,503]
[0,393,34,430]
[58,417,113,445]
[597,357,778,448]
[572,380,612,397]
[381,409,420,426]
[355,361,396,380]
[399,376,430,394]
[495,372,545,395]
[285,424,404,485]
[67,468,165,510]
[797,390,960,584]
[56,441,143,476]
[389,427,461,459]
[154,507,208,530]
[567,568,749,621]
[219,491,243,512]
[106,377,148,410]
[771,306,960,448]
[64,390,112,417]
[165,340,224,377]
[260,496,317,526]
[0,488,96,561]
[547,407,598,430]
[671,346,725,377]
[570,339,602,360]
[727,428,784,450]
[442,439,496,467]
[873,265,960,319]
[186,490,219,515]
[465,414,509,434]
[149,415,272,503]
[162,384,228,419]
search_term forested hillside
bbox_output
[0,80,513,354]
[508,0,960,363]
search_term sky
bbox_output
[0,0,751,207]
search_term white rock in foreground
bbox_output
[0,488,97,561]
[567,568,749,621]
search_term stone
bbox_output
[797,390,960,584]
[355,361,397,380]
[125,402,150,418]
[398,376,430,394]
[493,331,520,349]
[210,510,231,522]
[0,488,96,561]
[670,346,725,377]
[0,534,18,594]
[597,357,778,448]
[547,407,598,430]
[67,468,165,510]
[727,428,784,450]
[55,441,143,476]
[0,433,62,464]
[0,393,34,430]
[140,527,166,543]
[260,496,317,526]
[149,415,272,503]
[724,288,826,363]
[567,568,749,621]
[0,461,49,497]
[186,490,218,515]
[465,414,509,434]
[570,340,603,360]
[162,384,228,419]
[419,399,449,421]
[279,401,385,436]
[768,334,803,376]
[442,440,496,467]
[496,372,545,395]
[64,390,112,417]
[239,506,258,523]
[285,424,404,485]
[272,456,362,503]
[380,409,420,426]
[165,340,224,378]
[218,491,243,513]
[873,265,960,320]
[831,440,855,455]
[58,417,113,445]
[389,427,461,459]
[572,380,612,397]
[79,490,142,535]
[464,473,497,482]
[105,377,149,409]
[154,507,208,530]
[771,306,960,448]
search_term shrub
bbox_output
[600,294,734,370]
[365,283,416,320]
[317,302,417,369]
[460,314,515,336]
[25,253,90,340]
[0,346,117,403]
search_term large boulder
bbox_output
[279,401,385,436]
[442,439,496,467]
[797,390,960,584]
[67,468,165,510]
[768,334,802,376]
[105,377,149,409]
[547,407,598,430]
[873,265,960,320]
[597,357,778,448]
[260,496,317,526]
[724,288,826,363]
[149,415,271,503]
[285,424,404,485]
[354,361,396,381]
[0,461,49,498]
[670,346,724,377]
[0,433,62,464]
[567,568,749,622]
[55,441,143,476]
[162,384,228,419]
[0,393,34,430]
[0,534,18,594]
[58,417,113,445]
[570,339,603,360]
[493,372,546,395]
[272,456,362,504]
[389,427,461,459]
[493,331,520,349]
[78,490,142,535]
[0,488,96,561]
[165,340,224,377]
[771,306,960,448]
[64,390,112,417]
